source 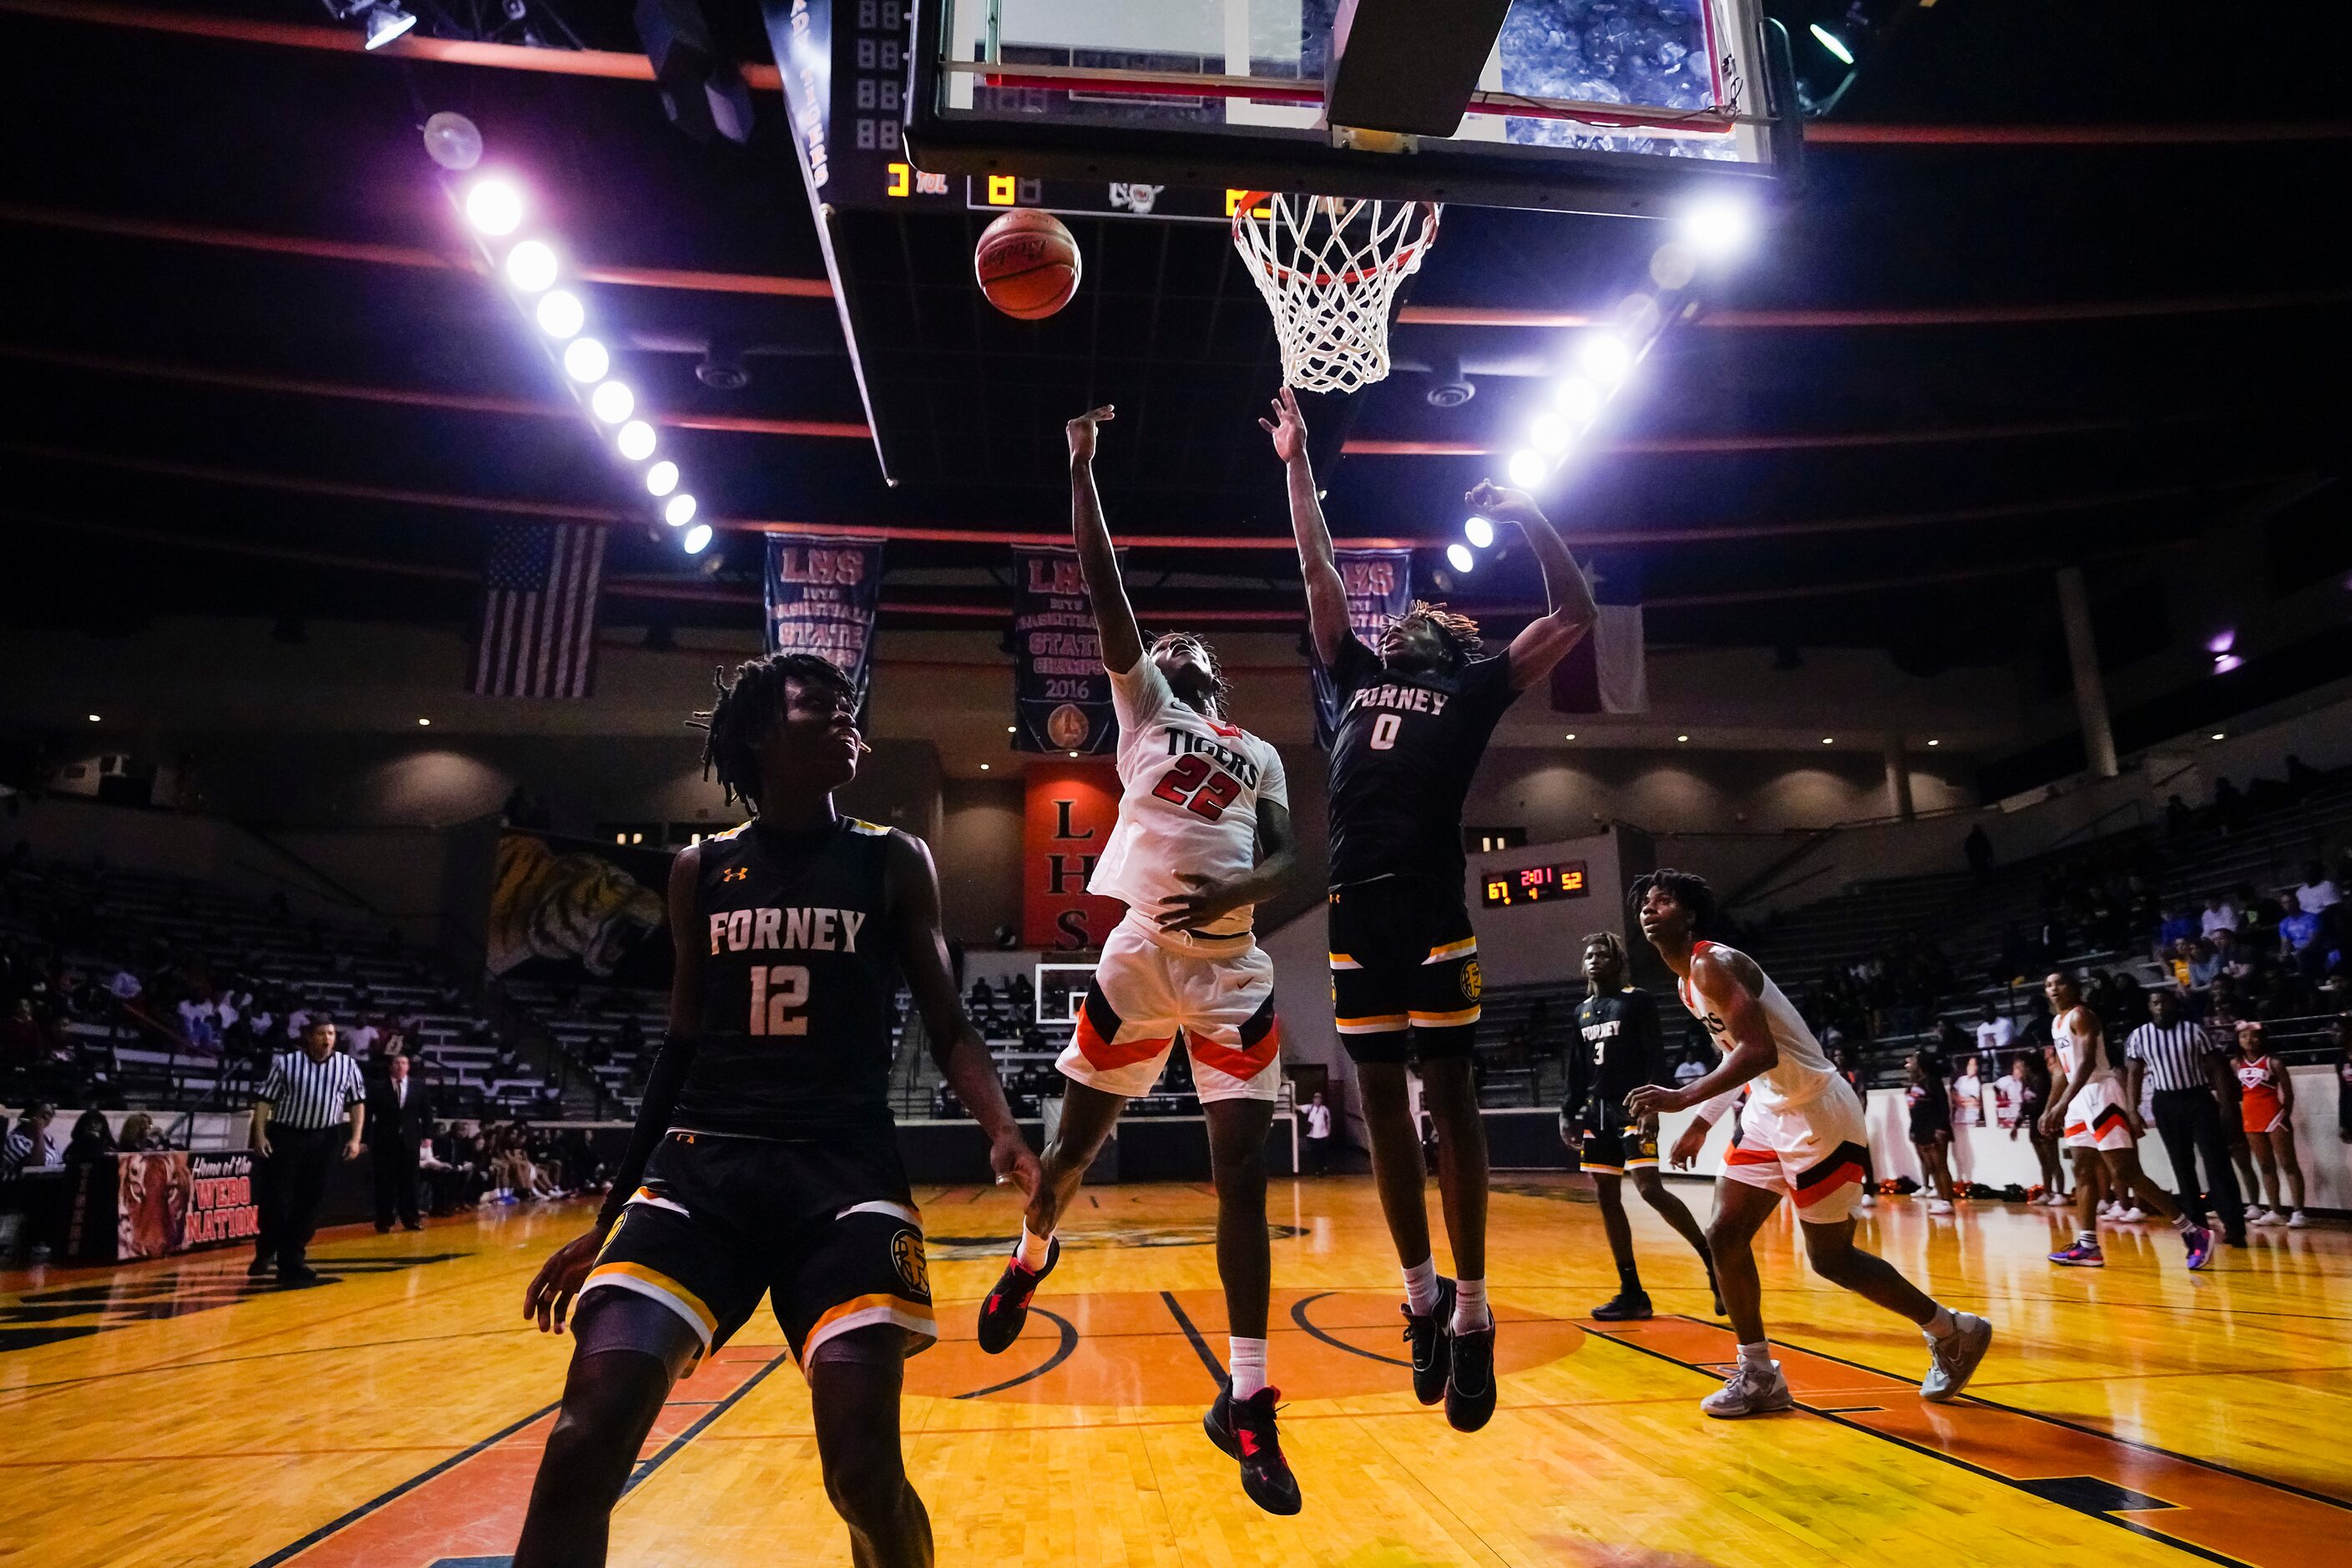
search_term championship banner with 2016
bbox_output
[1011,548,1116,755]
[764,536,886,698]
[1311,549,1414,750]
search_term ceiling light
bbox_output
[2206,630,2235,655]
[329,0,417,53]
[979,763,990,771]
[417,717,432,726]
[1681,195,1755,260]
[504,240,558,292]
[1068,751,1079,758]
[1677,734,1689,743]
[563,337,609,382]
[1822,736,1834,745]
[1445,543,1476,574]
[535,290,584,339]
[1006,725,1017,733]
[1809,23,1854,65]
[1577,332,1632,386]
[2210,732,2225,741]
[616,420,656,461]
[1554,377,1602,423]
[1506,449,1548,488]
[681,523,712,555]
[1530,412,1574,454]
[2213,654,2243,674]
[590,381,635,424]
[463,177,523,236]
[1464,516,1495,549]
[87,713,100,722]
[1927,739,1940,746]
[1563,732,1576,741]
[645,460,680,498]
[664,493,697,528]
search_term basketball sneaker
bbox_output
[1445,1320,1498,1432]
[2117,1206,2148,1222]
[1702,1358,1792,1418]
[975,1236,1059,1354]
[2288,1211,2311,1229]
[2183,1225,2214,1270]
[1858,1189,1877,1210]
[1928,1198,1955,1216]
[2249,1207,2280,1226]
[1203,1380,1302,1515]
[1589,1290,1653,1322]
[2048,1238,2105,1267]
[1400,1275,1455,1405]
[1920,1313,1993,1403]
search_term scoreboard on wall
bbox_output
[1481,860,1591,909]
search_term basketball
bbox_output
[975,209,1081,320]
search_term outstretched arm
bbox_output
[891,832,1043,1196]
[1627,948,1779,1118]
[1464,482,1598,690]
[1262,388,1349,665]
[1068,406,1143,675]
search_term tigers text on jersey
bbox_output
[1323,630,1521,888]
[1672,939,1837,1115]
[671,816,903,1142]
[1088,656,1287,943]
[1572,987,1667,1121]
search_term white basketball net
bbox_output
[1232,193,1441,394]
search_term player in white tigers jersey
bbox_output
[2041,970,2208,1270]
[975,406,1303,1516]
[1626,869,1992,1419]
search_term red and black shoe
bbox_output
[1204,1380,1304,1516]
[975,1237,1059,1355]
[1401,1275,1455,1405]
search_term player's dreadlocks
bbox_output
[1581,928,1629,979]
[693,652,859,813]
[1146,631,1231,719]
[1392,599,1482,669]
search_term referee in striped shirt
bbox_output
[250,1016,367,1283]
[2124,988,2247,1247]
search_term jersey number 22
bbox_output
[1151,754,1241,822]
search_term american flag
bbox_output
[473,523,607,698]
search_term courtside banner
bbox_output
[765,536,885,697]
[1011,548,1116,755]
[1312,549,1414,750]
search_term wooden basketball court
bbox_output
[3,1176,2344,1568]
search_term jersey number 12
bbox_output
[749,965,809,1036]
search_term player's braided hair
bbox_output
[1581,929,1629,975]
[1145,631,1230,719]
[1626,867,1718,936]
[1392,599,1482,669]
[693,652,858,813]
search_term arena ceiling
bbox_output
[0,0,2346,669]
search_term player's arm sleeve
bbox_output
[594,1034,700,1235]
[1107,653,1173,732]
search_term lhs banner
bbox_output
[1011,548,1116,755]
[765,536,885,697]
[1311,549,1414,750]
[1021,760,1125,949]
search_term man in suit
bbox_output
[367,1052,433,1232]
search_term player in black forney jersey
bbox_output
[1267,387,1596,1432]
[510,653,1039,1568]
[1567,931,1721,1322]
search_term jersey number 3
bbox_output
[1151,754,1242,821]
[748,964,809,1036]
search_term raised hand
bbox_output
[1465,480,1545,529]
[1067,404,1115,462]
[1257,386,1308,463]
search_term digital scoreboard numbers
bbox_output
[1481,860,1591,909]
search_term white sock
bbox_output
[1737,1339,1773,1369]
[2076,1229,2098,1247]
[1925,1304,1956,1339]
[1016,1222,1053,1271]
[1452,1276,1490,1333]
[1228,1336,1269,1401]
[2174,1213,2200,1235]
[1402,1255,1440,1316]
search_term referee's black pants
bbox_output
[255,1125,337,1272]
[2151,1088,2246,1242]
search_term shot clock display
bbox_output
[1481,860,1590,908]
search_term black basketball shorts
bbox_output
[1328,879,1482,1065]
[1578,1120,1661,1175]
[581,1130,934,1375]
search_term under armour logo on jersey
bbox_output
[721,867,749,883]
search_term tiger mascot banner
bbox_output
[488,829,672,988]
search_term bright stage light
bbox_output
[646,461,679,497]
[327,0,417,51]
[1682,195,1755,260]
[1810,24,1854,64]
[682,524,713,555]
[1530,411,1574,455]
[535,290,584,339]
[505,240,558,292]
[464,177,523,236]
[1506,448,1548,488]
[590,381,635,424]
[1445,543,1475,574]
[2213,654,2244,675]
[617,421,656,461]
[1464,516,1495,549]
[562,337,609,382]
[1553,377,1602,423]
[2206,629,2235,655]
[1578,332,1632,386]
[665,493,697,528]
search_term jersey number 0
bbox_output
[748,964,810,1035]
[1150,754,1242,822]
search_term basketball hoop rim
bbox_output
[1231,193,1442,291]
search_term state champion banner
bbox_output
[765,536,886,698]
[1312,549,1414,750]
[1010,548,1116,755]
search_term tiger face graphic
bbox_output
[488,832,666,977]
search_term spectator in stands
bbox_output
[2155,904,2197,957]
[1672,1049,1707,1092]
[2187,938,2224,994]
[3,996,43,1071]
[3,1102,58,1176]
[1975,1003,2013,1057]
[1964,823,1995,882]
[63,1109,114,1164]
[2296,859,2342,915]
[117,1111,165,1151]
[2200,894,2238,939]
[1952,1055,1985,1130]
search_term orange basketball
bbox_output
[975,209,1081,320]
